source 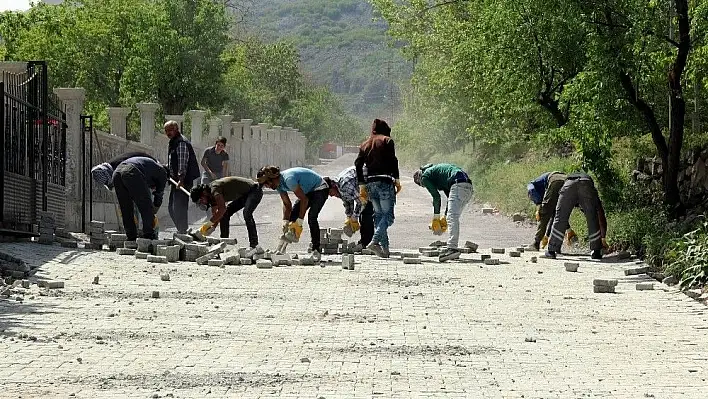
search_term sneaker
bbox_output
[542,250,557,259]
[530,241,540,251]
[381,247,390,258]
[366,242,385,258]
[591,249,603,260]
[439,248,461,262]
[312,250,321,262]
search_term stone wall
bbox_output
[54,91,307,231]
[633,149,708,208]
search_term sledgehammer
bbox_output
[167,178,206,242]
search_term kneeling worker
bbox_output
[334,166,374,251]
[413,163,474,262]
[111,156,168,241]
[190,176,264,254]
[546,172,608,259]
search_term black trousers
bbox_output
[220,185,263,248]
[358,201,374,247]
[288,189,329,251]
[113,164,156,241]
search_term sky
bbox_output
[0,0,32,12]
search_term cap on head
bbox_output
[527,183,542,205]
[90,163,113,186]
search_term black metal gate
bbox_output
[0,61,67,236]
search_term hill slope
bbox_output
[244,0,411,125]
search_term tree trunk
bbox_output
[536,93,567,127]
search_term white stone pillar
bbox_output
[230,121,244,176]
[257,123,269,171]
[240,119,253,177]
[298,131,306,166]
[164,114,185,134]
[207,117,221,148]
[187,110,207,147]
[271,126,282,167]
[220,115,233,138]
[53,88,86,231]
[136,103,159,147]
[282,127,293,168]
[251,125,263,178]
[106,107,130,139]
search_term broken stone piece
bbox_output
[593,285,615,294]
[564,263,579,272]
[123,241,138,250]
[403,258,422,264]
[160,273,170,281]
[491,248,505,254]
[342,254,355,270]
[484,258,500,265]
[482,207,494,214]
[480,254,491,261]
[135,252,149,259]
[624,266,648,276]
[530,256,538,263]
[136,238,152,253]
[46,281,64,289]
[256,259,273,269]
[464,241,479,252]
[117,248,136,256]
[147,255,168,264]
[636,282,654,291]
[593,278,618,287]
[208,259,225,267]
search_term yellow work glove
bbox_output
[359,185,368,203]
[199,221,215,236]
[282,219,290,234]
[565,229,578,245]
[440,217,448,233]
[429,215,443,235]
[535,207,541,221]
[289,218,304,240]
[348,217,360,233]
[394,179,402,194]
[541,235,549,248]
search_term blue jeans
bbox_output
[367,180,396,249]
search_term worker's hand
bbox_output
[153,216,158,229]
[565,229,578,245]
[429,215,443,235]
[177,180,184,189]
[535,207,540,221]
[601,237,609,250]
[394,179,402,194]
[289,218,304,240]
[541,235,549,248]
[282,220,290,234]
[199,221,215,236]
[440,217,448,233]
[348,217,360,233]
[359,185,368,203]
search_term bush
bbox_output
[664,219,708,289]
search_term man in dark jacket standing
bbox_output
[112,156,168,241]
[164,120,200,234]
[354,119,401,258]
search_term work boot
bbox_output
[439,248,461,262]
[366,242,385,258]
[542,250,556,259]
[530,241,540,251]
[312,249,321,262]
[591,249,603,260]
[381,247,390,259]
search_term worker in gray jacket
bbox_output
[545,172,608,260]
[112,157,168,241]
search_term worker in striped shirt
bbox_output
[332,166,374,251]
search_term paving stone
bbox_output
[256,259,273,269]
[403,258,422,264]
[593,285,616,294]
[206,237,221,245]
[123,241,138,250]
[530,256,538,263]
[272,254,292,266]
[509,251,521,257]
[151,291,160,299]
[342,254,355,270]
[44,280,64,289]
[482,207,494,214]
[401,252,420,259]
[223,252,241,265]
[625,267,649,276]
[185,243,209,254]
[83,243,103,250]
[299,257,315,266]
[565,263,579,272]
[160,273,170,281]
[516,247,525,253]
[156,245,180,262]
[429,240,446,247]
[480,254,491,261]
[593,279,618,287]
[135,252,149,259]
[147,255,168,264]
[463,241,479,252]
[636,282,654,291]
[491,248,505,254]
[208,259,225,267]
[421,251,439,257]
[21,280,30,289]
[173,233,194,243]
[92,276,99,285]
[484,258,500,265]
[110,233,128,241]
[117,248,136,256]
[136,238,152,253]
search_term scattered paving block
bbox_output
[136,238,152,253]
[401,252,420,259]
[208,259,225,267]
[482,207,494,214]
[117,248,136,256]
[173,233,194,242]
[84,243,103,250]
[21,280,30,289]
[110,233,128,241]
[124,241,138,250]
[464,241,479,252]
[206,237,221,245]
[420,251,439,257]
[151,291,160,299]
[46,281,65,289]
[618,251,631,260]
[185,243,209,255]
[156,245,180,262]
[240,258,253,265]
[480,254,491,261]
[516,247,525,253]
[147,255,168,264]
[342,254,355,270]
[323,248,338,255]
[299,257,315,266]
[593,278,618,287]
[484,258,500,265]
[491,248,505,254]
[636,282,654,291]
[530,256,538,263]
[624,266,648,276]
[256,259,273,269]
[429,240,446,247]
[565,263,579,272]
[160,273,170,281]
[459,247,473,254]
[188,228,207,242]
[509,251,521,257]
[403,258,422,264]
[272,254,292,266]
[223,252,241,265]
[135,252,149,259]
[593,285,615,294]
[92,276,100,285]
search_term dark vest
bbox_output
[168,134,200,188]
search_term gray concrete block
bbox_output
[84,243,103,250]
[429,240,446,247]
[185,243,209,254]
[421,251,439,257]
[223,251,241,265]
[156,245,180,262]
[509,251,521,257]
[484,258,500,265]
[21,280,30,289]
[117,248,136,256]
[46,280,65,289]
[152,291,160,298]
[136,238,152,253]
[624,267,648,276]
[636,282,654,291]
[401,252,420,259]
[480,254,491,261]
[516,247,525,253]
[418,246,436,252]
[92,276,100,285]
[530,256,538,263]
[593,285,615,293]
[565,263,579,272]
[124,241,138,249]
[593,279,618,287]
[241,258,253,265]
[218,238,237,245]
[173,233,194,242]
[272,254,292,266]
[482,207,494,214]
[342,254,355,270]
[147,255,168,264]
[491,248,505,254]
[299,257,315,266]
[110,233,128,241]
[464,241,479,252]
[183,251,199,262]
[206,237,221,245]
[61,241,78,248]
[160,273,170,281]
[208,259,225,267]
[403,258,422,264]
[256,259,273,269]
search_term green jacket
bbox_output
[421,163,467,214]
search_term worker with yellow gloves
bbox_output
[527,171,576,251]
[332,166,374,251]
[190,176,264,253]
[413,163,474,262]
[257,166,333,261]
[355,118,400,258]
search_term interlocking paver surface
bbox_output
[1,156,708,398]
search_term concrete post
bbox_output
[53,88,86,231]
[220,115,233,138]
[250,125,263,178]
[241,119,253,177]
[272,126,283,167]
[187,110,207,147]
[298,132,306,166]
[207,117,221,147]
[164,114,185,134]
[257,123,270,172]
[282,127,293,168]
[136,103,159,147]
[106,107,130,139]
[230,121,244,176]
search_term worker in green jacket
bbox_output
[413,163,474,262]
